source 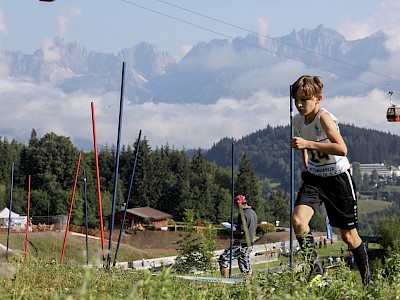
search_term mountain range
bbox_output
[4,24,392,106]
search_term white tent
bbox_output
[0,207,20,218]
[0,208,27,228]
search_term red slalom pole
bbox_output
[60,152,82,263]
[24,175,31,259]
[91,102,106,262]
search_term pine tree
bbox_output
[131,139,158,208]
[190,149,217,222]
[266,190,289,226]
[235,152,265,221]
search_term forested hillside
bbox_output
[206,124,400,191]
[0,124,399,232]
[0,130,271,227]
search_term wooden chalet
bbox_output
[113,207,173,230]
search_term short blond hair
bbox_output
[292,75,323,99]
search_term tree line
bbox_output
[1,122,399,232]
[206,124,400,192]
[0,129,289,229]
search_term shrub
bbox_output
[378,216,400,250]
[174,209,216,274]
[256,223,275,235]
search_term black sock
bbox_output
[351,243,371,285]
[296,232,323,275]
[296,231,316,256]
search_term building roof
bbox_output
[126,207,173,221]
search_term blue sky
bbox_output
[0,0,387,59]
[0,0,400,149]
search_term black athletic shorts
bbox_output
[295,170,358,230]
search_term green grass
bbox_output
[358,200,392,215]
[0,231,398,299]
[0,248,398,299]
[212,242,380,278]
[381,185,400,193]
[0,232,155,265]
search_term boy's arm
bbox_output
[291,113,347,156]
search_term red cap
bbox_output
[235,195,246,203]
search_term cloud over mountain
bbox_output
[0,25,398,150]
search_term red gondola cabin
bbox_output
[386,91,400,122]
[387,105,400,122]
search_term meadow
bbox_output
[0,232,398,299]
[358,199,393,216]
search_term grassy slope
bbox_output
[0,198,389,265]
[0,232,154,265]
[358,199,392,215]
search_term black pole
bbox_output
[113,130,142,266]
[289,85,295,270]
[107,61,126,268]
[84,169,89,265]
[228,142,235,277]
[6,162,14,261]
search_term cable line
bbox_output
[154,0,399,84]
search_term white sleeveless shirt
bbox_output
[293,108,350,177]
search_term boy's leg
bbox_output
[292,205,323,276]
[341,229,371,285]
[292,205,314,234]
[296,231,323,275]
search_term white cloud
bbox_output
[323,89,392,132]
[1,75,397,151]
[0,49,9,77]
[337,0,400,53]
[0,9,8,35]
[41,38,61,62]
[0,76,286,149]
[255,17,269,47]
[178,44,193,60]
[336,19,378,41]
[58,7,82,38]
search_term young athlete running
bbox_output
[290,75,371,285]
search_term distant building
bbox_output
[358,163,400,177]
[112,207,173,230]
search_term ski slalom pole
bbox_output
[107,61,126,268]
[228,142,235,277]
[84,169,89,265]
[24,175,31,259]
[289,85,295,270]
[6,162,14,261]
[113,130,142,266]
[91,102,106,262]
[60,152,82,263]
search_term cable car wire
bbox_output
[119,0,396,91]
[154,0,400,85]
